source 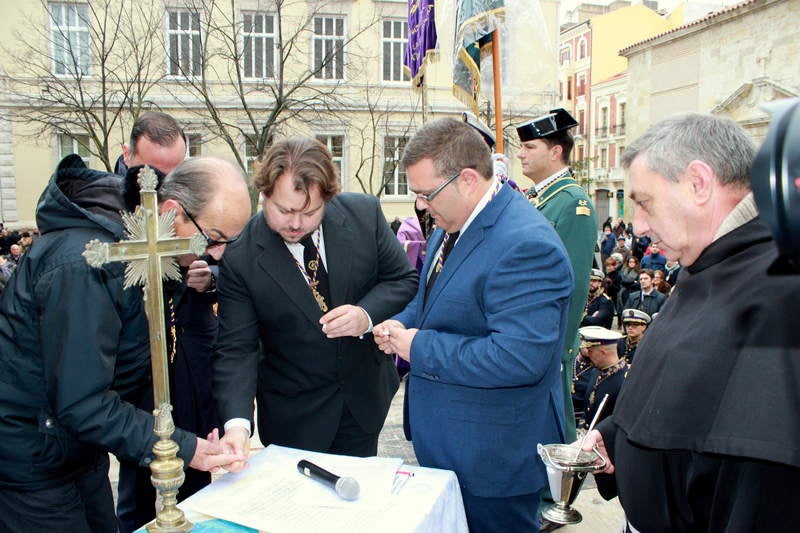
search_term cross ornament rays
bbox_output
[83,165,205,532]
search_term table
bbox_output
[137,445,467,533]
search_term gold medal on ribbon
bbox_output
[312,288,329,312]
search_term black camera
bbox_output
[752,97,800,271]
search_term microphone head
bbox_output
[334,476,360,500]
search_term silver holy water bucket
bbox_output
[537,443,606,525]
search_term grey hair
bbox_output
[621,113,756,187]
[158,157,244,215]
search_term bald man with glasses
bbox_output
[116,142,252,531]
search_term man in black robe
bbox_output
[582,113,800,532]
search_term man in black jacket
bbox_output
[214,137,418,469]
[583,113,800,531]
[581,268,615,329]
[622,268,666,316]
[0,155,250,532]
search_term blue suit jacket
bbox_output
[395,184,572,498]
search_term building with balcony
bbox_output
[558,2,673,226]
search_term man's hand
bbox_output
[320,304,369,338]
[217,426,251,474]
[373,320,417,362]
[186,260,213,292]
[188,428,248,473]
[581,429,615,474]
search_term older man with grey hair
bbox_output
[583,113,800,531]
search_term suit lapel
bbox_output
[253,215,325,326]
[421,185,513,322]
[319,200,353,307]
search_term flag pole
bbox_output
[491,28,503,153]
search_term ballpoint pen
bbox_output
[391,468,414,495]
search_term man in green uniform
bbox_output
[516,108,597,443]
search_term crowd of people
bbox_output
[0,104,797,533]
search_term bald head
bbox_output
[159,157,252,260]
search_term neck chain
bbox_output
[292,229,328,312]
[596,359,627,386]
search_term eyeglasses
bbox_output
[414,171,461,203]
[180,204,239,248]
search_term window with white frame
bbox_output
[383,136,408,196]
[313,16,344,80]
[242,12,275,79]
[167,10,201,76]
[559,46,571,66]
[578,37,587,59]
[316,135,345,185]
[59,134,91,166]
[49,3,90,76]
[186,134,202,157]
[382,19,408,82]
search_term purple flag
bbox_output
[404,0,438,87]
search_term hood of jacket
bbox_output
[35,154,126,238]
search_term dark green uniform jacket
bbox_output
[532,173,597,441]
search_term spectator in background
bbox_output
[631,234,650,261]
[652,269,672,296]
[389,217,402,235]
[6,244,22,267]
[612,235,630,263]
[665,259,681,286]
[603,257,621,313]
[641,242,667,273]
[619,255,640,307]
[623,268,666,316]
[0,255,12,293]
[600,226,616,267]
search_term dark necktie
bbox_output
[425,231,459,301]
[300,234,331,312]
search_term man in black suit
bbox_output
[213,137,418,468]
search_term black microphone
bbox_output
[297,459,360,500]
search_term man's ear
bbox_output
[685,160,715,205]
[459,168,483,192]
[551,144,564,163]
[160,198,181,216]
[122,143,132,166]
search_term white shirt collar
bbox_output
[535,166,571,195]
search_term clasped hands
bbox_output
[372,319,417,362]
[189,428,249,474]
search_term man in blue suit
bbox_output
[375,118,573,532]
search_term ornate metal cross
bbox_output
[83,165,205,532]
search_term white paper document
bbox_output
[181,444,403,533]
